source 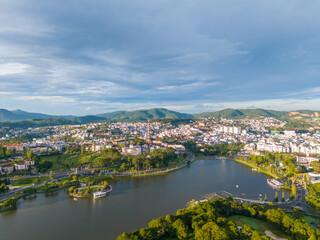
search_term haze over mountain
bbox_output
[0,108,319,129]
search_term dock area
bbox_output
[201,191,233,200]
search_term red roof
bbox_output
[5,143,22,147]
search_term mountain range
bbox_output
[0,108,319,128]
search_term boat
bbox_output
[267,179,284,189]
[93,191,107,199]
[236,185,239,188]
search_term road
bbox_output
[279,184,311,213]
[0,171,72,201]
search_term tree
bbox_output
[281,192,285,202]
[304,174,308,186]
[1,197,17,209]
[49,171,54,180]
[187,199,197,208]
[81,146,86,155]
[172,219,188,239]
[195,221,228,240]
[264,193,267,202]
[103,181,109,189]
[274,192,279,202]
[33,178,40,184]
[291,184,297,199]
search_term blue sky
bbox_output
[1,0,320,115]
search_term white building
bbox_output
[122,146,142,156]
[220,126,241,135]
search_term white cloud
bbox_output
[0,63,30,75]
[18,95,76,104]
[156,81,220,91]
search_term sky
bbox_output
[0,0,320,115]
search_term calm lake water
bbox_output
[0,159,289,240]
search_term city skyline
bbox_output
[1,0,320,115]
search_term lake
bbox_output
[0,159,289,240]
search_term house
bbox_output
[5,143,24,152]
[296,155,319,167]
[3,165,14,173]
[14,162,28,171]
[122,146,142,156]
[29,146,48,154]
[308,172,320,184]
[24,158,35,166]
[0,160,11,173]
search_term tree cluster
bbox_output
[93,147,178,171]
[185,142,243,157]
[118,198,320,240]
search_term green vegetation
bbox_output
[306,183,320,213]
[227,215,291,239]
[0,116,104,129]
[185,142,243,157]
[117,198,320,240]
[34,146,182,173]
[194,108,288,119]
[11,176,49,186]
[235,152,297,181]
[0,182,9,194]
[0,145,16,159]
[93,147,180,171]
[97,108,193,122]
[0,197,17,211]
[150,118,194,126]
[39,154,84,171]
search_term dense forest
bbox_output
[117,198,320,240]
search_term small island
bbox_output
[68,181,112,199]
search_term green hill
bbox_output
[1,107,320,128]
[0,109,73,122]
[193,108,288,119]
[0,109,19,121]
[98,108,193,121]
[0,108,192,128]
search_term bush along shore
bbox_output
[0,172,116,212]
[67,181,112,198]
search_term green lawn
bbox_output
[286,212,318,224]
[79,186,99,194]
[12,176,49,186]
[40,154,93,171]
[228,215,291,239]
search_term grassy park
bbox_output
[228,215,292,239]
[12,176,49,186]
[40,154,94,171]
